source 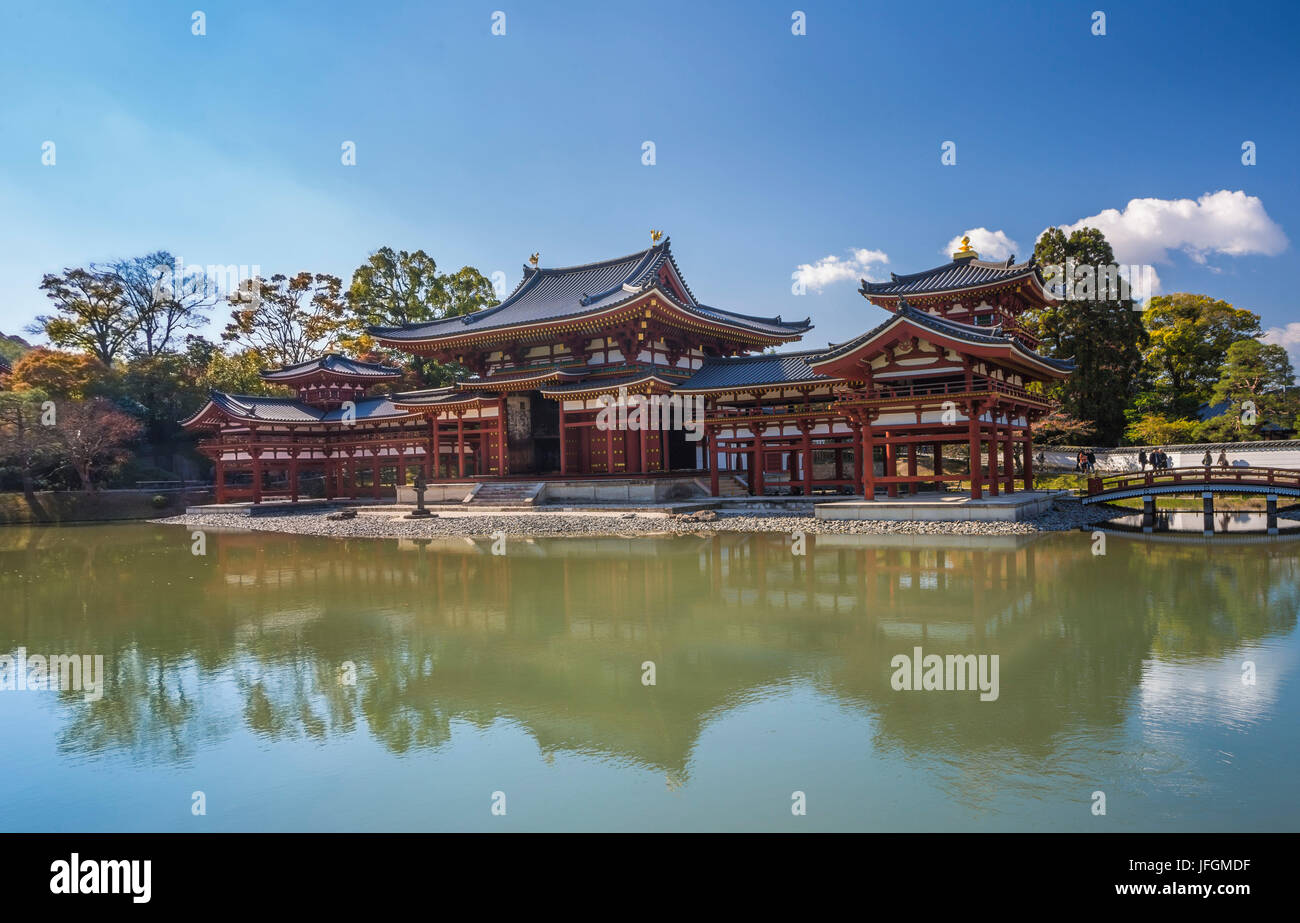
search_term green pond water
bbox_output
[1,522,1298,832]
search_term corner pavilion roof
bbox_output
[860,254,1052,300]
[811,301,1074,374]
[181,391,418,427]
[369,239,811,345]
[260,353,402,382]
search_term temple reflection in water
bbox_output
[2,524,1295,784]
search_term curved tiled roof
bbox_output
[861,256,1048,298]
[260,353,402,381]
[370,240,811,342]
[538,370,686,397]
[453,362,588,389]
[676,350,832,392]
[183,391,416,426]
[389,388,496,408]
[812,302,1074,373]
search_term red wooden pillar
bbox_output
[497,397,508,477]
[708,427,720,497]
[907,442,918,495]
[638,419,648,474]
[861,421,875,499]
[1002,425,1015,494]
[967,405,983,500]
[801,423,813,496]
[753,427,765,497]
[605,420,614,474]
[289,454,300,503]
[456,414,465,478]
[215,458,226,504]
[986,428,999,497]
[371,454,381,499]
[1022,425,1035,491]
[431,417,441,480]
[559,402,568,475]
[251,449,263,504]
[884,432,898,498]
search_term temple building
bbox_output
[182,236,1070,503]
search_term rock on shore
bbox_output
[155,499,1120,540]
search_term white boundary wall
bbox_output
[1040,441,1300,473]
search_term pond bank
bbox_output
[156,498,1121,539]
[1,489,213,525]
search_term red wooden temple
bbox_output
[182,236,1070,503]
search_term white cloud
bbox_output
[1263,323,1300,368]
[1053,190,1288,266]
[943,228,1019,261]
[793,248,889,293]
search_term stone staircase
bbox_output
[465,481,542,507]
[695,474,749,498]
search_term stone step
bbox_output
[467,482,543,506]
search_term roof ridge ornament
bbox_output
[650,229,664,244]
[953,235,978,261]
[528,252,540,267]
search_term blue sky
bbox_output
[2,0,1297,355]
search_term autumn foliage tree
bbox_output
[49,398,143,490]
[7,347,116,399]
[0,390,59,501]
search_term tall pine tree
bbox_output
[1030,227,1147,444]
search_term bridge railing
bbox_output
[1086,465,1300,495]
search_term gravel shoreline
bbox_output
[155,498,1121,540]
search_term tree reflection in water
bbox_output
[0,524,1295,780]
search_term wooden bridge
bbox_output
[1083,466,1300,504]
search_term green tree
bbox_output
[1124,413,1202,446]
[222,272,347,368]
[198,348,285,396]
[1030,227,1147,444]
[344,248,498,384]
[1205,339,1296,439]
[102,251,216,358]
[34,267,137,364]
[119,352,209,443]
[1139,294,1261,419]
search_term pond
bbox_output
[1106,510,1300,535]
[1,522,1297,831]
